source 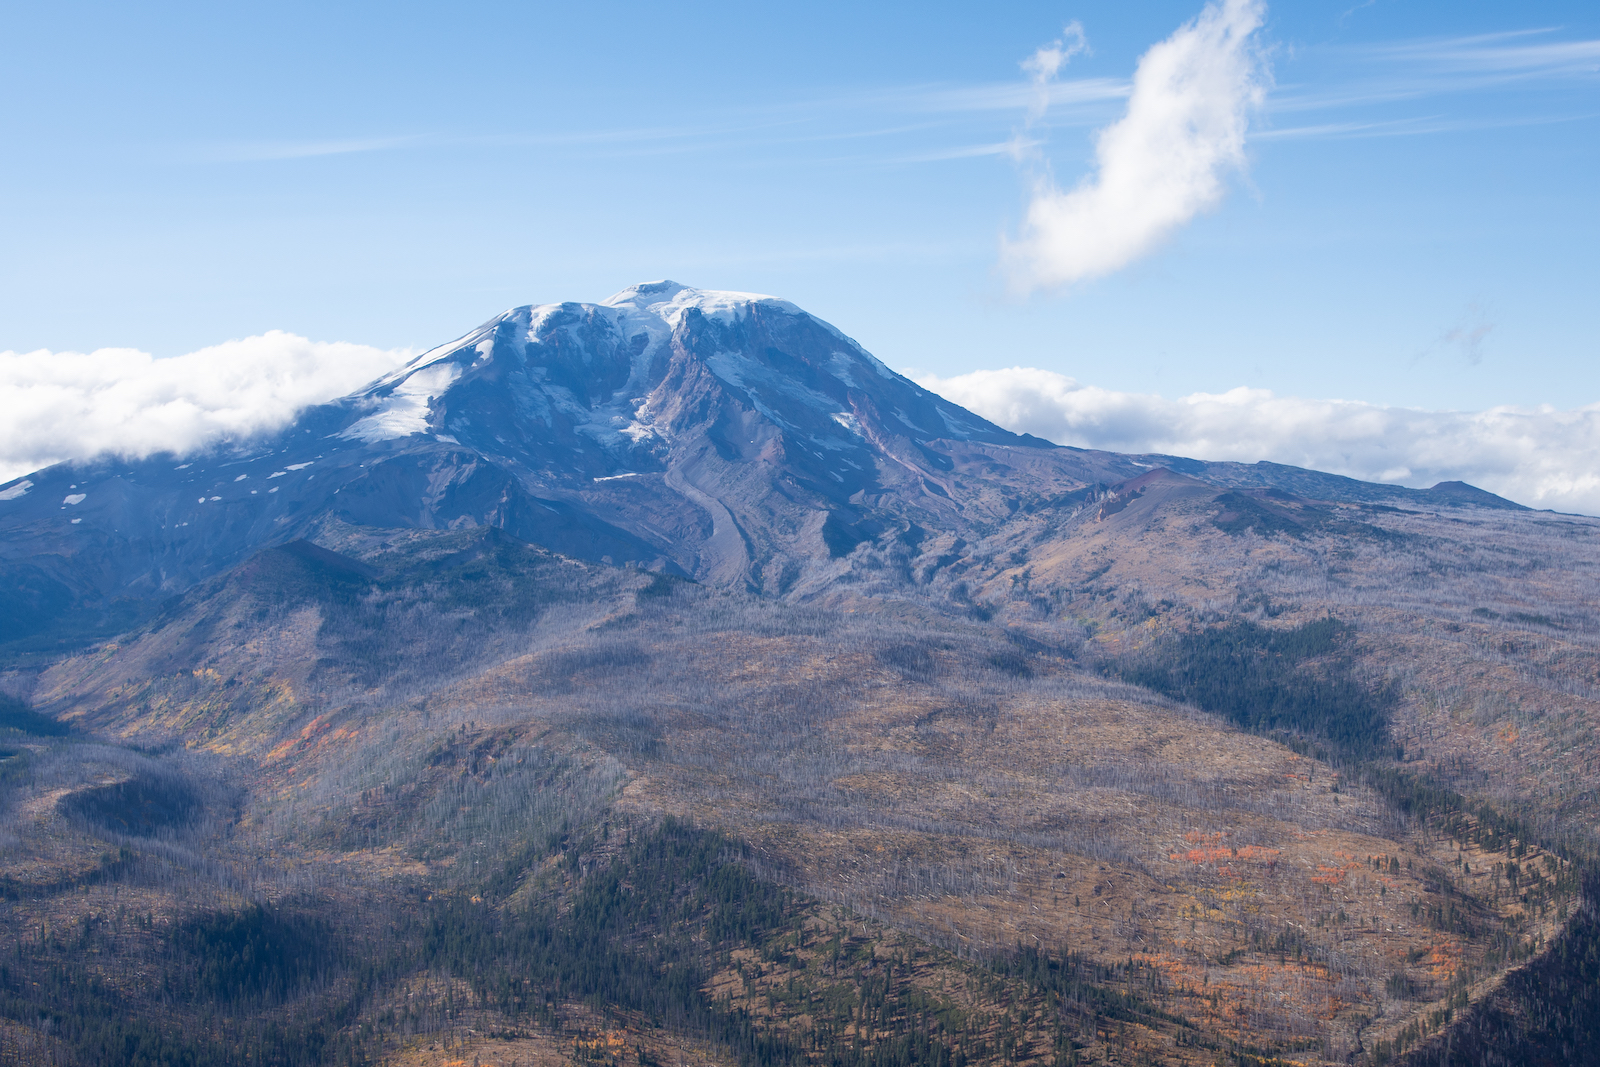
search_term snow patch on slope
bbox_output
[831,412,864,437]
[318,280,948,459]
[602,281,802,331]
[341,362,463,443]
[619,419,660,444]
[359,326,496,400]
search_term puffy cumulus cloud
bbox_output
[0,333,414,482]
[914,366,1600,516]
[1003,0,1268,291]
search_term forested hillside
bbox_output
[0,486,1596,1065]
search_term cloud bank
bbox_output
[916,366,1600,515]
[8,331,1595,518]
[1003,0,1268,291]
[0,333,414,483]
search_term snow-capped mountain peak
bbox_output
[0,283,1062,623]
[344,283,814,447]
[600,280,802,329]
[329,281,992,461]
[0,279,1525,647]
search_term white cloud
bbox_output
[0,333,414,483]
[1002,0,1269,291]
[1021,23,1090,123]
[914,366,1600,515]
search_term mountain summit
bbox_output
[0,282,1521,646]
[336,280,1035,536]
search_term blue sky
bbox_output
[3,1,1598,507]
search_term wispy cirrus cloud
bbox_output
[211,135,425,162]
[1268,29,1600,117]
[859,77,1129,117]
[186,23,1598,173]
[175,21,1597,187]
[1363,29,1600,79]
[0,334,414,483]
[915,366,1600,515]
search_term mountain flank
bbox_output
[0,282,1522,653]
[0,284,1593,1067]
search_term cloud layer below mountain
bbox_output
[0,333,413,483]
[3,334,1595,518]
[916,366,1600,515]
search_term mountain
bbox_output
[0,283,1595,1067]
[0,281,1524,651]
